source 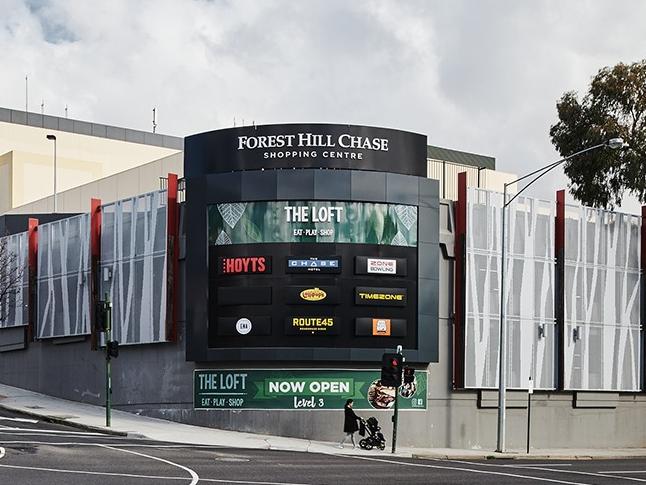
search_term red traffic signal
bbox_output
[381,352,403,387]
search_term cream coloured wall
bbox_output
[8,152,183,214]
[0,152,12,214]
[0,121,181,211]
[10,150,103,208]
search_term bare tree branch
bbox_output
[0,236,27,325]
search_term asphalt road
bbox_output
[2,408,646,484]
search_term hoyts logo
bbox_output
[219,256,271,275]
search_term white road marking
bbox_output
[0,441,224,448]
[502,463,573,467]
[0,447,5,459]
[0,428,106,436]
[0,464,308,484]
[446,459,646,483]
[99,444,200,485]
[0,464,191,481]
[0,417,38,424]
[604,471,646,474]
[343,455,593,484]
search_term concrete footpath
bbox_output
[1,382,646,461]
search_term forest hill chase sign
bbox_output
[184,123,427,177]
[238,133,389,159]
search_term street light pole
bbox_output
[496,138,624,453]
[46,134,57,212]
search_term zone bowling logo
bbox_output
[218,256,272,275]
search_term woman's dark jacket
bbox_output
[343,406,360,433]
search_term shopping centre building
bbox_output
[0,107,643,450]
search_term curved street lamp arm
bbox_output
[502,142,608,208]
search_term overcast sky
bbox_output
[2,0,645,211]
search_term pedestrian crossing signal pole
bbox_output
[104,294,112,427]
[391,380,400,454]
[381,345,404,454]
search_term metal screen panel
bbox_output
[37,214,91,338]
[0,232,29,328]
[563,206,641,391]
[100,190,167,345]
[464,188,556,389]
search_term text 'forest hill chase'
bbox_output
[237,133,389,160]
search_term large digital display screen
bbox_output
[208,201,417,246]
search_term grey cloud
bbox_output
[25,0,77,44]
[1,0,644,211]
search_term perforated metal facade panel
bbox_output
[563,206,642,391]
[37,215,91,338]
[100,190,167,345]
[464,188,556,389]
[0,231,29,328]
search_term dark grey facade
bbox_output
[185,169,439,363]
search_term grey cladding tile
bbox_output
[242,171,277,200]
[43,115,59,130]
[351,170,386,202]
[386,173,418,205]
[314,347,352,360]
[163,136,184,150]
[0,108,11,122]
[27,113,43,126]
[349,348,382,362]
[59,118,73,132]
[73,120,92,135]
[419,178,440,208]
[207,172,241,203]
[314,170,351,200]
[277,170,315,199]
[418,278,439,316]
[144,132,164,147]
[10,111,26,124]
[125,129,146,144]
[417,313,439,362]
[419,207,439,244]
[106,126,126,141]
[418,242,439,279]
[91,124,107,138]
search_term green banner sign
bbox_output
[194,369,427,410]
[208,201,418,246]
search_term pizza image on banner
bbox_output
[194,369,427,410]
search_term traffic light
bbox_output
[403,366,415,384]
[381,352,403,387]
[107,340,119,358]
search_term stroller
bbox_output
[358,416,386,450]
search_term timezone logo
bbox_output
[355,287,407,307]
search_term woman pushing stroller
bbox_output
[338,399,361,448]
